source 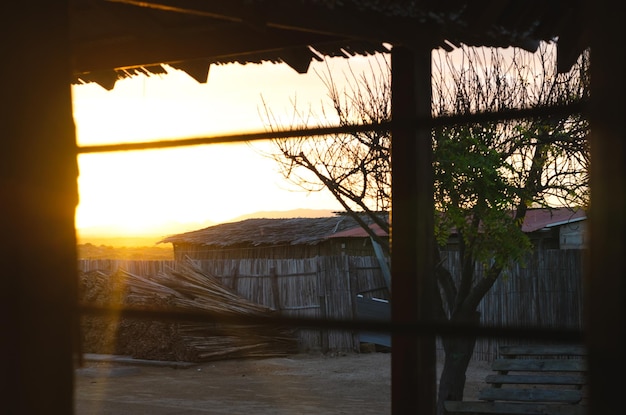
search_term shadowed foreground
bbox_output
[75,352,490,415]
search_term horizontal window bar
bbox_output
[79,303,584,343]
[77,102,587,154]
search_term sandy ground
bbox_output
[74,352,491,415]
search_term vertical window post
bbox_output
[1,2,78,414]
[390,44,436,414]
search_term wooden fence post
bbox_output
[231,264,239,292]
[319,294,329,353]
[270,266,281,311]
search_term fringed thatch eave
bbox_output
[159,213,389,248]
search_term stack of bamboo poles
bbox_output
[79,259,298,362]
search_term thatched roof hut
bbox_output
[160,213,389,260]
[161,208,587,261]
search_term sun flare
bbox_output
[72,59,371,238]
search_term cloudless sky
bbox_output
[72,56,380,238]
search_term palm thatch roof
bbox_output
[70,1,587,89]
[160,213,388,247]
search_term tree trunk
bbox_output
[436,311,480,415]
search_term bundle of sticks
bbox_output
[79,259,298,362]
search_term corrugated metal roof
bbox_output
[521,207,586,233]
[327,222,389,239]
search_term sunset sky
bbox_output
[72,56,378,238]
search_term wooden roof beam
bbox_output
[105,0,435,47]
[72,25,340,77]
[105,0,587,73]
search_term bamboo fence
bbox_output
[78,249,583,360]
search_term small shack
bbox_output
[443,207,587,251]
[160,212,389,260]
[158,208,586,355]
[159,212,391,352]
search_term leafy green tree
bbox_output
[431,46,588,414]
[259,43,589,414]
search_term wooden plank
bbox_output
[444,401,587,415]
[445,345,588,415]
[499,345,587,357]
[485,374,587,386]
[478,388,582,404]
[491,359,587,372]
